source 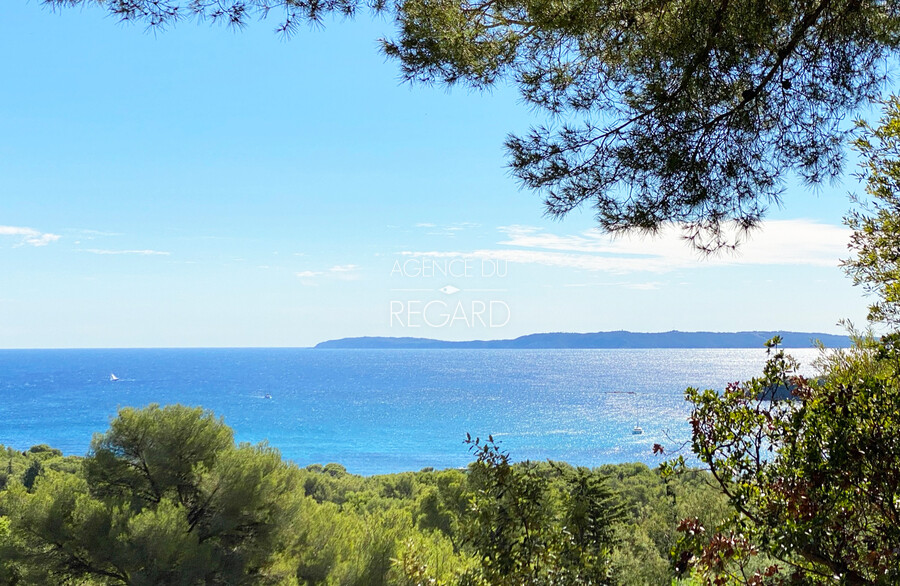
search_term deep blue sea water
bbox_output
[0,348,819,475]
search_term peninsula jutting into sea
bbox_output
[315,330,851,349]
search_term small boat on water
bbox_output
[109,373,120,382]
[264,393,272,400]
[632,425,643,435]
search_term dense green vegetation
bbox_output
[680,335,900,585]
[667,101,900,585]
[0,405,732,585]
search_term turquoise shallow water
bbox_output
[0,348,819,475]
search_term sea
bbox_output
[0,348,821,475]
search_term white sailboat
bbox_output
[109,373,120,382]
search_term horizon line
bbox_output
[0,328,852,351]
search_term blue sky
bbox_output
[0,2,873,348]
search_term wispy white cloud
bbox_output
[0,225,61,247]
[448,222,480,231]
[563,281,661,290]
[83,249,170,256]
[400,220,851,274]
[497,221,850,266]
[400,248,673,273]
[415,221,481,237]
[296,264,362,283]
[72,229,123,238]
[329,264,362,280]
[626,282,662,290]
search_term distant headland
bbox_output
[314,330,851,349]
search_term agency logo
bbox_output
[389,256,510,329]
